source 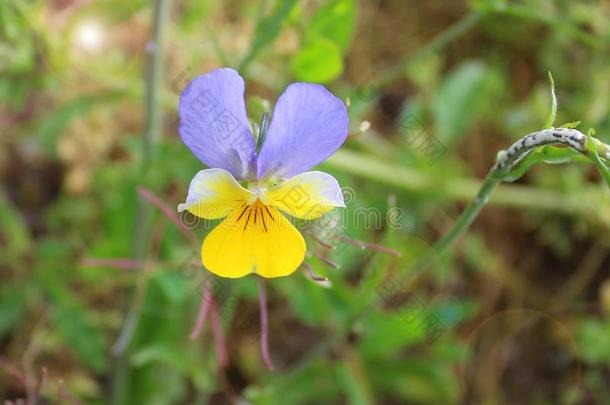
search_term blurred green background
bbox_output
[1,0,610,404]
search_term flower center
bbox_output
[246,179,278,205]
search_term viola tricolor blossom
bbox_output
[177,68,348,279]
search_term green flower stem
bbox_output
[346,11,482,114]
[328,128,610,315]
[409,174,498,274]
[112,0,171,403]
[297,128,610,376]
[374,11,483,89]
[267,129,610,389]
[377,127,607,302]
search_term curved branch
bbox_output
[404,127,609,285]
[494,128,586,173]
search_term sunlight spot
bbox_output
[73,20,104,52]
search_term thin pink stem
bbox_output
[189,280,212,340]
[81,258,142,271]
[57,379,65,405]
[63,391,84,405]
[313,251,340,269]
[0,358,27,387]
[258,278,274,370]
[340,236,402,257]
[301,262,328,282]
[208,298,229,368]
[312,235,334,250]
[34,367,47,403]
[136,186,197,245]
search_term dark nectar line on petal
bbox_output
[260,207,268,232]
[244,208,254,230]
[236,203,249,222]
[264,205,275,221]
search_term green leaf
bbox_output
[256,112,271,152]
[51,298,108,371]
[0,287,26,338]
[337,355,375,405]
[36,92,121,155]
[577,319,610,365]
[0,191,31,264]
[246,359,341,404]
[239,0,299,73]
[306,0,356,51]
[291,36,344,83]
[503,145,588,182]
[432,60,500,144]
[368,358,459,403]
[126,365,187,405]
[585,129,610,190]
[180,0,213,31]
[151,271,189,304]
[0,3,21,42]
[358,313,425,358]
[543,71,557,129]
[278,275,332,326]
[131,345,188,369]
[247,95,272,124]
[561,121,581,129]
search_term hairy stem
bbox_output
[393,127,609,294]
[303,127,610,370]
[112,0,171,403]
[189,280,212,340]
[375,11,482,89]
[258,278,274,370]
[209,297,229,368]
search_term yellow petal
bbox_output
[178,168,253,219]
[202,200,306,278]
[265,171,345,220]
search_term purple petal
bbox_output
[256,83,349,179]
[179,68,256,180]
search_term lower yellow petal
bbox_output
[202,200,306,278]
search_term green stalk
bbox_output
[408,175,499,275]
[377,127,608,304]
[112,0,171,403]
[330,128,610,328]
[283,130,610,383]
[374,11,482,88]
[347,11,482,112]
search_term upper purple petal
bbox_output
[178,68,256,180]
[256,83,349,179]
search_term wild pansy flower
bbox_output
[177,68,348,278]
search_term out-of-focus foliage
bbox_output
[1,0,610,404]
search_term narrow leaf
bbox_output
[586,129,610,190]
[503,146,587,182]
[239,0,299,74]
[543,71,557,129]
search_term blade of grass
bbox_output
[284,128,607,382]
[112,0,171,403]
[544,72,557,129]
[586,129,610,190]
[238,0,299,75]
